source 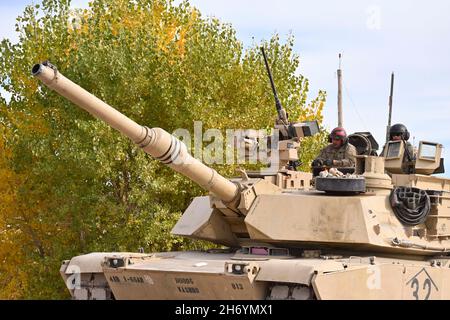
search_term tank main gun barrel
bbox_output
[32,62,239,204]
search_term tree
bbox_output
[0,0,326,299]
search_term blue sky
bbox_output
[1,0,449,175]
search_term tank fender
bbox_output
[255,259,345,285]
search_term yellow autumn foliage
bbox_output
[0,0,326,299]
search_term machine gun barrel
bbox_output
[261,47,288,124]
[32,63,239,204]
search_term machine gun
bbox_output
[261,47,319,141]
[261,47,289,127]
[260,47,319,170]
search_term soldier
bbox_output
[382,123,415,173]
[312,127,356,168]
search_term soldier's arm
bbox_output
[312,146,330,167]
[334,145,356,167]
[407,143,415,160]
[316,146,328,161]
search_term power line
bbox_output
[342,80,368,131]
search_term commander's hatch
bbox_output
[384,140,444,175]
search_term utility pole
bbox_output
[337,53,343,127]
[385,72,395,143]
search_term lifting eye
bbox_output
[231,264,246,275]
[108,258,125,268]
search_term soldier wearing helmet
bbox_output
[382,123,415,173]
[312,127,357,168]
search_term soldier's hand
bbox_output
[323,159,334,167]
[312,159,323,167]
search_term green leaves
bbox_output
[0,0,326,299]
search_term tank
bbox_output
[32,58,450,300]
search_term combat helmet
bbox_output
[389,123,410,140]
[329,127,348,144]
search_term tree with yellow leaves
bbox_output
[0,0,326,298]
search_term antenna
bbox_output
[337,53,343,127]
[385,72,395,143]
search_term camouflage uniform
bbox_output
[315,143,357,167]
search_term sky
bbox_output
[1,0,449,175]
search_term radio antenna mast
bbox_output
[337,53,343,127]
[385,72,395,143]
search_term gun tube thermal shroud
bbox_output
[32,63,239,205]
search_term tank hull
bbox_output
[61,250,450,300]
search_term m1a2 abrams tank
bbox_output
[32,53,450,300]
